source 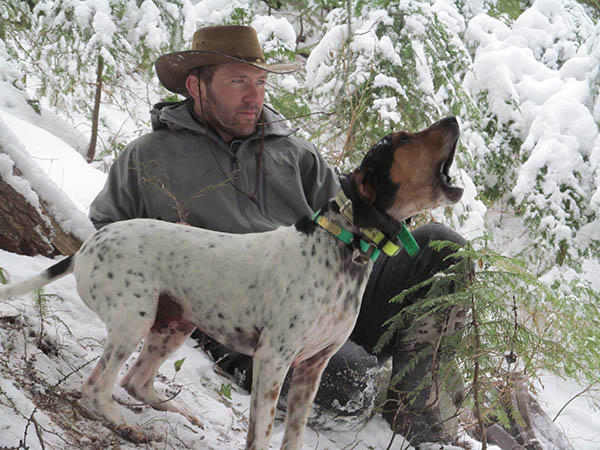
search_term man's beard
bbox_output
[202,86,261,139]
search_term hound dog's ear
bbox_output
[352,169,376,205]
[353,133,398,209]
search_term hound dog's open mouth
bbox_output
[437,118,463,203]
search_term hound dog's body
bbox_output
[0,117,464,450]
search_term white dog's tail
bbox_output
[0,256,74,300]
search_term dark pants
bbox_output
[195,223,467,444]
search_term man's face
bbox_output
[191,62,267,142]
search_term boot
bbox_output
[382,350,456,445]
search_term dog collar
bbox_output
[311,210,381,261]
[311,192,420,261]
[333,191,420,258]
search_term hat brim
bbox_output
[155,50,301,95]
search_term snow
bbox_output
[0,113,97,242]
[252,15,297,55]
[0,110,106,215]
[463,0,599,264]
[537,375,600,449]
[377,35,403,66]
[190,0,254,28]
[1,0,599,449]
[305,23,349,91]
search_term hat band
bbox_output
[190,49,266,66]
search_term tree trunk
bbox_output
[0,165,82,257]
[87,54,104,163]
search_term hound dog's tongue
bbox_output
[339,174,404,237]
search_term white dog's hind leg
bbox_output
[81,308,155,443]
[120,314,202,428]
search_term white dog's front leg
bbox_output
[246,337,292,450]
[280,348,334,450]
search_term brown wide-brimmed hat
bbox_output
[155,25,299,95]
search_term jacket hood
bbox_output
[150,99,296,140]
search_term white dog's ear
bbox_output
[353,170,376,205]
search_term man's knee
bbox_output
[412,222,466,246]
[408,223,468,282]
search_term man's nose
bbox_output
[243,84,263,103]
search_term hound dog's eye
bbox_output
[392,132,410,148]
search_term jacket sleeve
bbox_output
[88,144,149,229]
[299,140,340,211]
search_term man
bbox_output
[90,25,466,448]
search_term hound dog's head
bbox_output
[352,117,464,222]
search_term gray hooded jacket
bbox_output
[89,100,340,232]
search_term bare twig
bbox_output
[53,356,99,388]
[87,54,104,163]
[384,428,398,450]
[118,388,182,408]
[138,161,234,224]
[553,383,599,422]
[31,411,46,450]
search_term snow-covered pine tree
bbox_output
[3,0,189,161]
[464,0,600,272]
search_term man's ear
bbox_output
[185,74,202,100]
[353,170,376,205]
